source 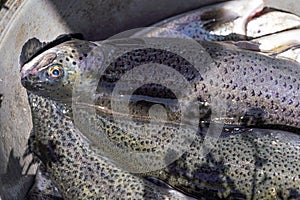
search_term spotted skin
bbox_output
[147,128,300,200]
[26,91,300,200]
[21,39,96,102]
[202,42,300,129]
[21,38,300,129]
[26,92,194,200]
[74,100,300,200]
[20,36,300,199]
[93,41,300,129]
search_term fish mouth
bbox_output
[21,76,43,91]
[20,66,30,79]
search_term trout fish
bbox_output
[25,91,194,200]
[20,37,300,130]
[132,0,300,63]
[20,34,300,200]
[21,36,194,200]
[131,0,264,39]
[26,89,300,200]
[20,1,300,199]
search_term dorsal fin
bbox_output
[19,33,84,67]
[19,38,44,67]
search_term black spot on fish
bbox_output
[98,48,201,92]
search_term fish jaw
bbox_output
[21,50,59,97]
[21,39,102,102]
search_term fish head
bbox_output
[21,39,96,102]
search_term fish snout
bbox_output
[21,69,42,91]
[20,65,38,79]
[21,75,33,89]
[21,76,31,88]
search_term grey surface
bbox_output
[265,0,300,16]
[0,0,226,199]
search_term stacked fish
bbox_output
[20,1,300,200]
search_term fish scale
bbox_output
[21,36,300,199]
[73,94,300,199]
[202,41,300,128]
[20,38,300,130]
[25,90,300,200]
[26,92,194,200]
[19,2,300,198]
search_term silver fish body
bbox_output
[131,0,300,63]
[20,1,300,198]
[21,37,300,129]
[148,127,300,199]
[26,91,194,200]
[73,99,300,199]
[20,35,300,199]
[25,90,300,200]
[21,36,195,200]
[246,10,300,38]
[131,0,264,40]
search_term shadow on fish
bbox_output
[19,30,300,199]
[18,0,300,197]
[20,34,300,133]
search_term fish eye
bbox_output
[48,64,64,78]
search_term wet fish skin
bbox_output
[202,41,300,129]
[132,0,264,39]
[72,102,300,199]
[20,36,195,200]
[20,36,300,199]
[21,39,97,102]
[27,91,300,200]
[20,38,300,129]
[232,8,300,60]
[18,0,300,198]
[19,1,300,197]
[147,127,300,200]
[246,9,300,38]
[26,92,194,200]
[24,79,300,200]
[132,1,300,64]
[251,29,300,54]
